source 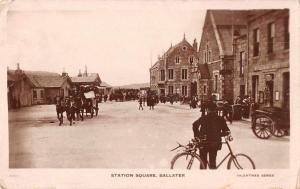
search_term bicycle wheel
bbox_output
[227,153,256,169]
[170,152,204,169]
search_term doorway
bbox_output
[252,75,259,102]
[191,81,197,97]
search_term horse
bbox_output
[55,97,65,126]
[64,98,76,126]
[74,96,84,121]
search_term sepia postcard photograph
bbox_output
[0,0,300,188]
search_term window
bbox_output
[239,51,245,77]
[203,85,207,94]
[175,56,180,64]
[189,56,194,64]
[253,28,260,56]
[182,46,187,51]
[40,90,44,99]
[181,69,188,80]
[33,90,37,99]
[168,69,174,80]
[203,51,206,63]
[182,86,187,96]
[160,70,165,81]
[168,86,174,94]
[214,75,218,92]
[284,16,289,49]
[267,23,275,53]
[208,51,211,62]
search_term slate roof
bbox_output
[206,10,248,56]
[24,71,68,88]
[198,64,210,79]
[7,70,68,88]
[164,38,194,56]
[209,10,249,26]
[70,73,101,84]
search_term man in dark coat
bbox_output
[192,101,231,169]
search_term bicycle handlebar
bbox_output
[170,135,233,152]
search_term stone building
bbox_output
[247,9,289,109]
[233,34,248,102]
[198,10,248,103]
[149,35,199,97]
[149,60,160,94]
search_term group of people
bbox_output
[55,89,99,126]
[138,95,157,110]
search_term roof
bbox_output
[150,61,160,70]
[100,81,112,88]
[198,64,210,79]
[209,10,249,26]
[206,10,248,56]
[7,71,19,82]
[71,73,101,84]
[164,38,195,56]
[24,71,69,88]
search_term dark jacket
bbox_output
[193,112,230,147]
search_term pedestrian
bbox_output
[138,97,143,110]
[192,101,231,169]
[200,100,206,117]
[222,100,232,124]
[150,96,155,110]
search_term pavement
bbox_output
[8,101,289,169]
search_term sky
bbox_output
[3,0,206,86]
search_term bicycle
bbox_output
[170,136,256,169]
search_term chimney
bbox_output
[193,38,198,52]
[15,63,22,75]
[78,69,82,77]
[84,65,88,77]
[62,67,68,77]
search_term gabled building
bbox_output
[150,35,199,97]
[25,70,72,104]
[70,66,102,89]
[7,64,72,107]
[198,10,248,103]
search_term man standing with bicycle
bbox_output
[192,101,231,169]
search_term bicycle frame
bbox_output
[214,141,234,169]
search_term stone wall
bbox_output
[248,10,289,108]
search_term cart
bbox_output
[251,107,290,139]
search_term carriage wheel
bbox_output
[252,115,273,139]
[271,125,286,137]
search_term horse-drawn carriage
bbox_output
[83,90,99,118]
[55,85,99,126]
[251,106,290,139]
